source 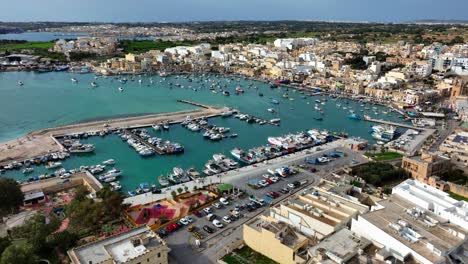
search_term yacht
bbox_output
[168,174,180,184]
[45,162,62,169]
[213,154,226,162]
[22,167,34,174]
[102,169,122,178]
[205,162,222,174]
[187,168,201,180]
[102,159,115,165]
[110,181,122,191]
[158,175,170,187]
[173,167,185,176]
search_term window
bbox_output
[157,252,161,258]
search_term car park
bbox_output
[212,219,224,228]
[203,225,214,233]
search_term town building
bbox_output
[351,193,467,264]
[68,226,170,264]
[269,188,368,239]
[307,228,371,264]
[243,215,310,264]
[401,152,451,183]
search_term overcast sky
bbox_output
[0,0,467,22]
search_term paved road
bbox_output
[429,119,459,152]
[165,147,368,264]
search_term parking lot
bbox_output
[163,146,368,263]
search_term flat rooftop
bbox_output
[246,216,307,249]
[72,226,163,264]
[361,195,466,263]
[308,228,370,262]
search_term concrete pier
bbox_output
[0,102,225,166]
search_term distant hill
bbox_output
[410,19,468,25]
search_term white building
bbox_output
[273,38,318,50]
[392,179,468,229]
[351,195,467,264]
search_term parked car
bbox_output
[184,216,193,223]
[193,210,203,218]
[206,213,217,221]
[212,219,224,228]
[179,217,189,225]
[220,197,229,205]
[213,202,222,209]
[203,225,214,234]
[157,229,168,237]
[203,207,212,214]
[222,216,231,223]
[258,180,269,187]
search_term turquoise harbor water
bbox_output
[0,72,406,192]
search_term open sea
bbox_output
[0,71,406,192]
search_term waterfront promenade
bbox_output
[123,138,360,206]
[0,102,225,166]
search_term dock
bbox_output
[177,100,211,109]
[124,129,166,155]
[364,117,424,131]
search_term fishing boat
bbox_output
[213,153,226,162]
[158,175,170,186]
[101,169,122,178]
[152,124,161,131]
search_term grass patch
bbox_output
[364,152,403,161]
[448,192,468,202]
[222,246,278,264]
[0,41,54,51]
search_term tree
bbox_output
[170,191,177,200]
[74,185,90,202]
[0,178,24,218]
[0,237,11,257]
[177,187,183,194]
[0,242,36,264]
[48,231,78,253]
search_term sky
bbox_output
[0,0,467,23]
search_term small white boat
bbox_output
[17,81,24,86]
[91,81,98,87]
[118,87,124,92]
[102,159,115,165]
[71,78,78,83]
[152,124,161,131]
[22,167,34,174]
[45,162,62,169]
